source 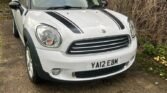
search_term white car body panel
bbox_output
[11,0,137,81]
[37,38,137,81]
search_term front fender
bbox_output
[23,28,53,80]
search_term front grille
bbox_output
[75,63,126,78]
[67,35,130,54]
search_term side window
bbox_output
[19,0,27,7]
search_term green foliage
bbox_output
[141,42,167,79]
[137,51,167,79]
[143,43,156,56]
[156,46,167,56]
[143,43,167,56]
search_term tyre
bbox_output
[12,20,19,38]
[25,42,42,84]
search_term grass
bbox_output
[137,51,167,79]
[136,39,167,79]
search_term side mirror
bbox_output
[9,1,21,10]
[101,0,108,7]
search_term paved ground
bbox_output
[0,20,167,93]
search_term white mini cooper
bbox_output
[9,0,137,83]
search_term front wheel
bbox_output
[25,43,42,84]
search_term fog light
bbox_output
[52,68,61,75]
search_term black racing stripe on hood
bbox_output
[100,10,125,30]
[46,12,83,34]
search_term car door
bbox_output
[12,0,28,38]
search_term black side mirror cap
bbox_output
[102,0,108,7]
[9,1,21,10]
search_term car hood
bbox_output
[25,9,129,37]
[45,9,127,34]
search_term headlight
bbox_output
[36,24,62,48]
[128,19,136,38]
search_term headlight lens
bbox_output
[36,25,62,48]
[128,19,136,38]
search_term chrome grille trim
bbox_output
[74,37,127,46]
[67,35,130,55]
[70,44,128,53]
[72,40,129,50]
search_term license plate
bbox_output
[91,59,118,69]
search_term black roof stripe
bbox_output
[46,12,83,34]
[100,10,125,30]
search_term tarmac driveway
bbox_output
[0,20,167,93]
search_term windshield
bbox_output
[31,0,103,9]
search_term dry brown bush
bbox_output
[108,0,167,44]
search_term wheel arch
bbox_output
[23,28,53,81]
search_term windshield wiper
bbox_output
[47,5,83,10]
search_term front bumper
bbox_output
[36,38,137,81]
